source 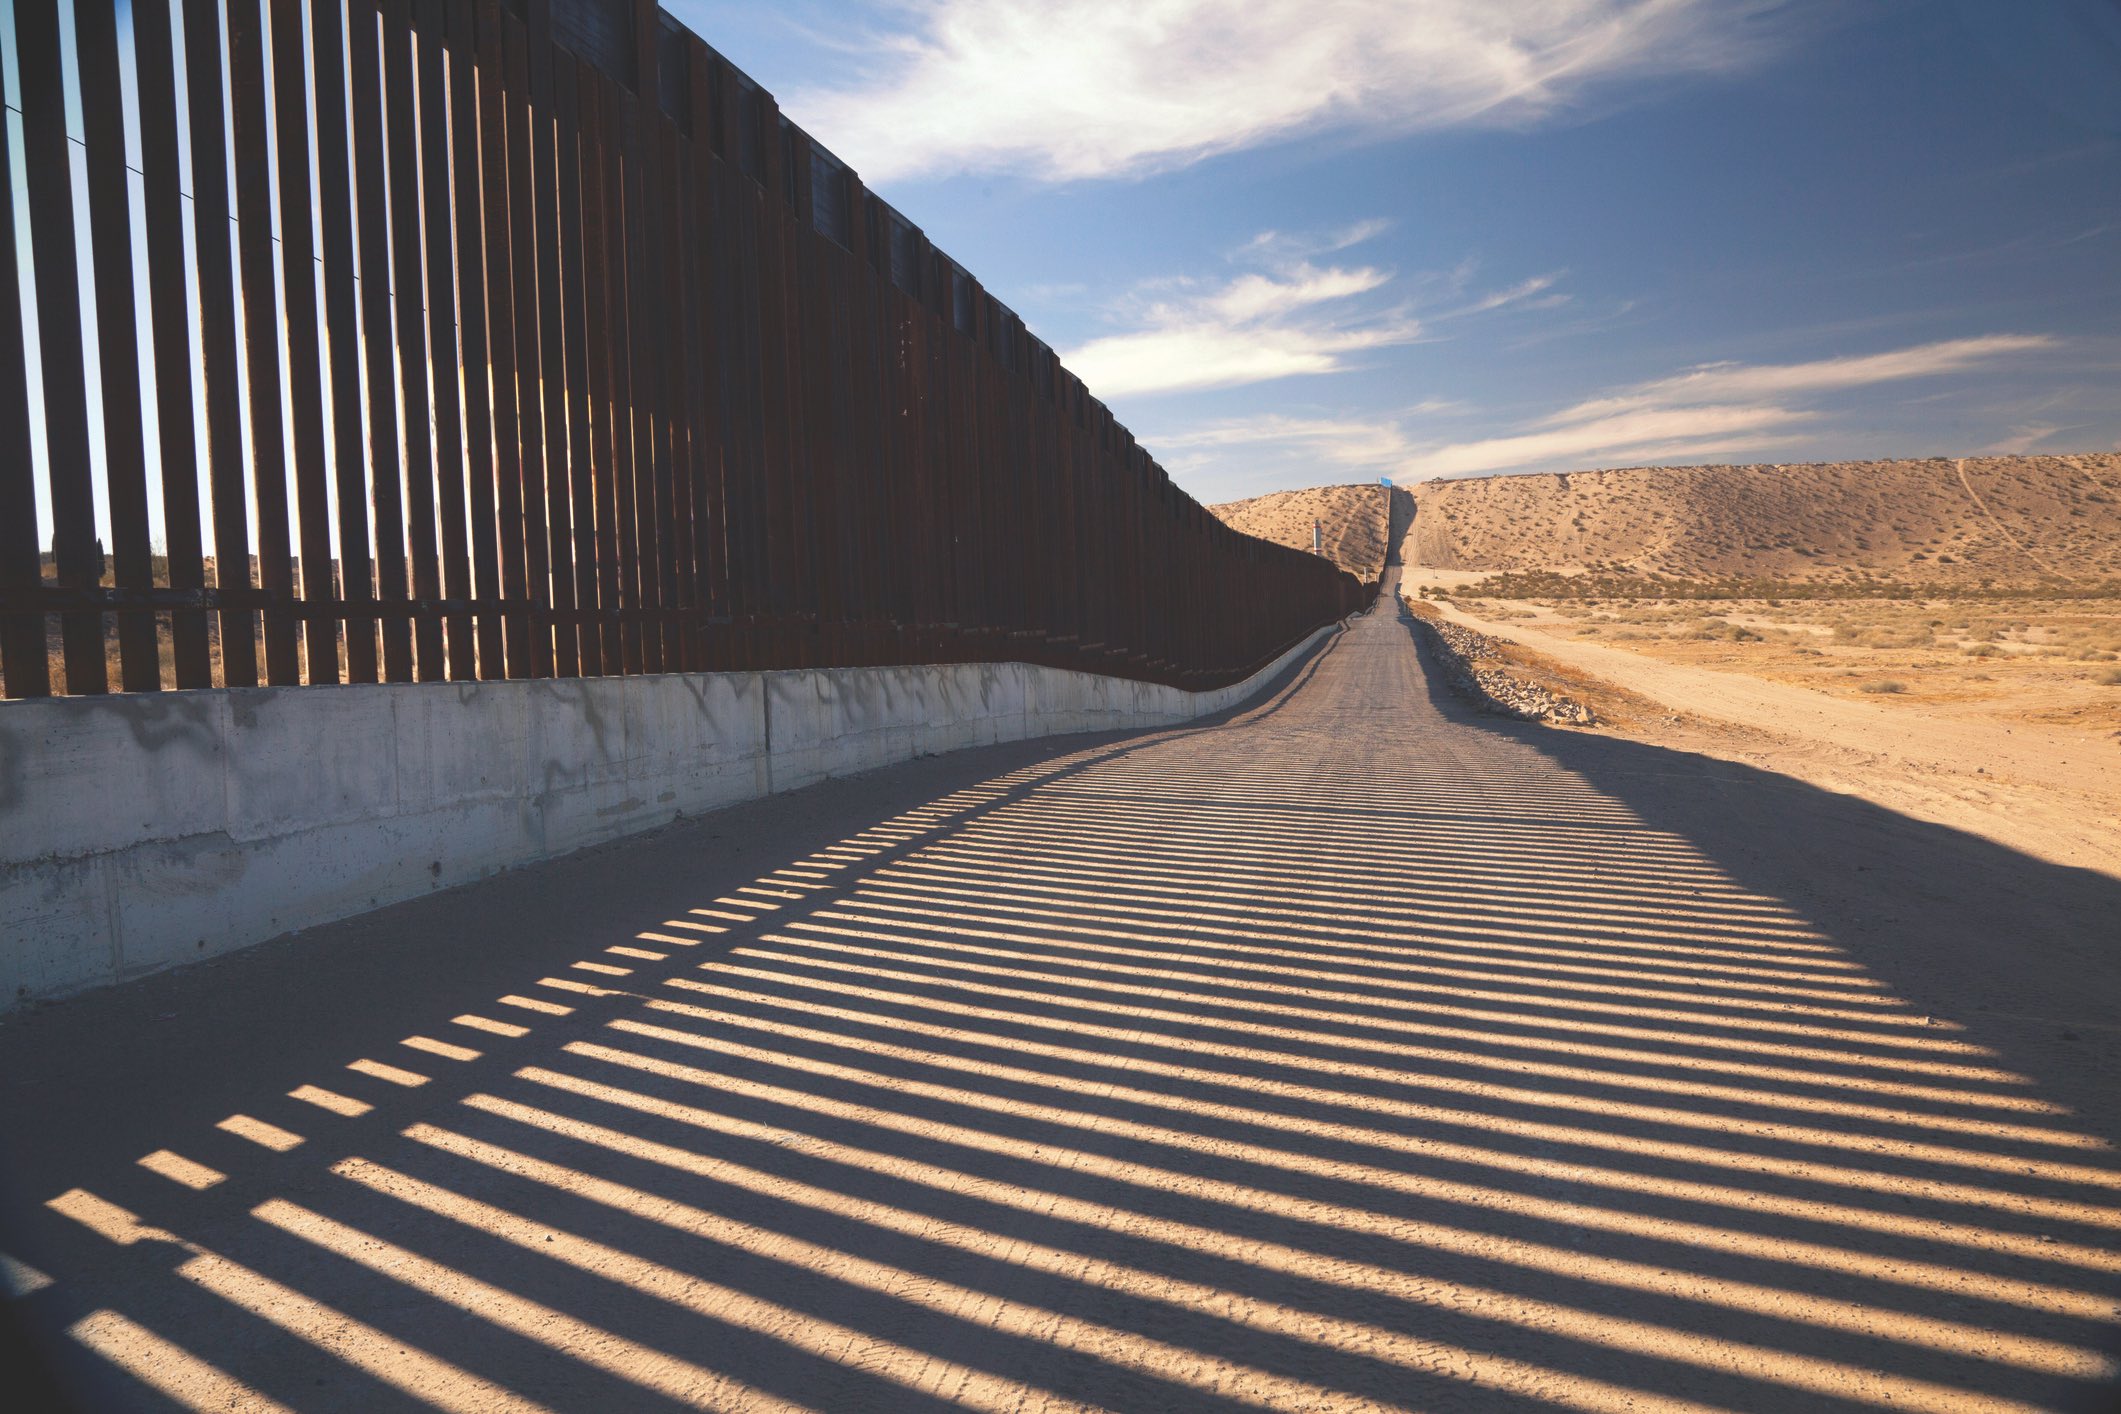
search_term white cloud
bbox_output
[1064,310,1418,399]
[1054,226,1578,399]
[793,0,1787,183]
[1200,265,1391,323]
[1061,226,1423,397]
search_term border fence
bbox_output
[0,0,1370,701]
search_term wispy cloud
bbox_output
[1236,221,1394,263]
[1150,334,2062,491]
[1061,224,1422,397]
[1402,403,1816,479]
[1436,273,1569,320]
[1059,224,1576,399]
[1155,413,1420,469]
[1399,334,2058,478]
[1983,424,2063,455]
[1555,335,2056,417]
[793,0,1787,183]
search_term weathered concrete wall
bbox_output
[0,627,1335,1009]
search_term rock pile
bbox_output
[1405,604,1596,726]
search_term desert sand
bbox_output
[1437,596,2121,877]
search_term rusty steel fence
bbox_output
[0,0,1370,701]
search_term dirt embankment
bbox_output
[1401,597,1598,724]
[1210,483,1411,580]
[1408,455,2121,585]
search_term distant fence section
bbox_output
[0,0,1369,702]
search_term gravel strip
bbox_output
[1406,603,1596,725]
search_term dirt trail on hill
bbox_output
[1956,459,2072,582]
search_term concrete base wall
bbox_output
[0,627,1335,1009]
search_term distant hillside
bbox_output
[1407,455,2121,584]
[1209,484,1411,581]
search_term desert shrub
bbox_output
[2099,667,2121,686]
[1963,643,2000,657]
[1861,679,1907,694]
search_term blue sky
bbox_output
[671,0,2121,502]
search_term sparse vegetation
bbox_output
[1433,580,2121,730]
[1412,456,2121,590]
[1455,570,2121,602]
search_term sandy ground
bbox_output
[2,575,2118,1411]
[1450,593,2121,733]
[1435,600,2121,882]
[1409,456,2121,585]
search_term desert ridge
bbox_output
[1406,455,2121,584]
[1207,483,1412,581]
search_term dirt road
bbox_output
[3,580,2118,1411]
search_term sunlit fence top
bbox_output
[0,0,1370,699]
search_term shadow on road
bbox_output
[1,608,2117,1411]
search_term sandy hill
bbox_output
[1209,484,1413,581]
[1407,455,2121,584]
